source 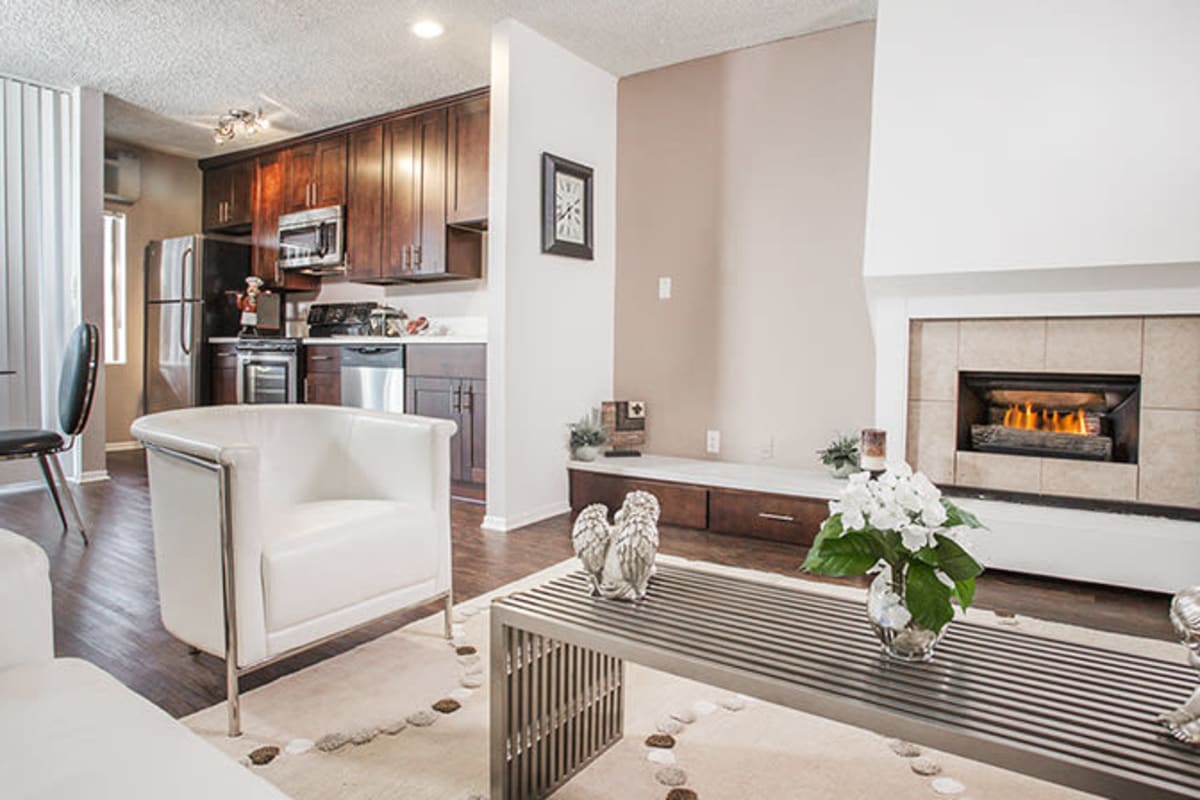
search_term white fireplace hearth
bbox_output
[867,263,1200,593]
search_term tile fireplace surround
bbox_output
[907,316,1200,511]
[888,311,1200,593]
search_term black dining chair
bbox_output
[0,322,99,544]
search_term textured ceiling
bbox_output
[0,0,875,158]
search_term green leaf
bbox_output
[802,530,880,577]
[933,534,984,581]
[953,577,976,611]
[912,546,937,566]
[905,561,955,633]
[941,498,983,528]
[801,515,842,571]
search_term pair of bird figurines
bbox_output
[572,490,661,601]
[1159,586,1200,745]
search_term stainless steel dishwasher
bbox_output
[339,345,405,413]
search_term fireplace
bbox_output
[957,372,1140,463]
[905,316,1200,516]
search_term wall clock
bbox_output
[542,152,594,259]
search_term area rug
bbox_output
[184,556,1185,799]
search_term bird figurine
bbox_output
[1157,586,1200,745]
[571,490,661,601]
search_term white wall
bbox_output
[484,19,617,531]
[864,0,1200,277]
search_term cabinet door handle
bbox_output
[310,355,332,361]
[303,378,309,403]
[452,384,462,414]
[413,244,422,266]
[758,512,796,523]
[464,385,473,414]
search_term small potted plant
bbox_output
[817,433,861,478]
[568,409,608,461]
[802,463,985,662]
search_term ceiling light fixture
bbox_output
[212,108,270,145]
[411,19,444,39]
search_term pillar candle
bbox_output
[861,428,887,472]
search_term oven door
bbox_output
[236,352,298,404]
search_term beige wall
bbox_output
[614,22,876,466]
[104,141,202,445]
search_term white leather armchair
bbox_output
[130,404,457,736]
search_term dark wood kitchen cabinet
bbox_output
[447,94,489,226]
[283,135,347,214]
[345,123,386,281]
[251,152,318,290]
[203,160,253,232]
[384,108,447,280]
[405,344,486,495]
[303,345,341,405]
[209,343,239,405]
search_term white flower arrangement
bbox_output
[803,463,986,634]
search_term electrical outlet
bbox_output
[706,429,720,454]
[658,277,672,300]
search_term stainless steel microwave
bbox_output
[277,205,344,275]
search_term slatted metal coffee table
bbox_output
[488,563,1200,799]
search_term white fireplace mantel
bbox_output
[866,261,1200,594]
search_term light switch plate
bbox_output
[706,429,720,454]
[658,277,672,300]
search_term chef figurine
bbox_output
[1158,586,1200,745]
[236,276,264,336]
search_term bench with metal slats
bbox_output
[488,563,1200,799]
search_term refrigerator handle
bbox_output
[179,246,194,355]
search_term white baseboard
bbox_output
[481,501,571,533]
[105,440,143,453]
[76,469,110,484]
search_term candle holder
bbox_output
[860,428,887,476]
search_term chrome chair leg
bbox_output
[444,592,454,640]
[48,453,89,545]
[37,454,70,532]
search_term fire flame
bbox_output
[1002,403,1089,435]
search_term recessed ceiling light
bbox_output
[411,19,444,39]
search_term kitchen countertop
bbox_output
[567,454,847,501]
[207,335,486,345]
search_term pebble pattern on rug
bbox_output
[315,733,349,753]
[248,745,280,765]
[656,717,683,735]
[888,739,922,758]
[456,645,477,656]
[910,756,942,776]
[932,776,966,795]
[645,733,676,748]
[350,728,377,745]
[666,789,699,800]
[380,720,407,736]
[407,709,438,727]
[717,694,745,711]
[647,748,677,766]
[670,708,697,724]
[432,698,462,714]
[285,738,313,755]
[655,766,688,787]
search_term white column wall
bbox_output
[484,20,617,531]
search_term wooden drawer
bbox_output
[211,343,239,362]
[569,471,708,530]
[306,345,341,373]
[406,344,485,379]
[708,488,826,546]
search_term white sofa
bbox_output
[0,529,288,799]
[130,404,457,735]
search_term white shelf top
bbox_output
[568,454,847,501]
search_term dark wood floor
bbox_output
[0,450,1174,719]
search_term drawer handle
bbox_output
[758,512,796,523]
[310,355,333,361]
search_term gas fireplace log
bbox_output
[970,424,1113,461]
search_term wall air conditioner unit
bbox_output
[104,148,141,204]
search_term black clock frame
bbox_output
[541,152,594,260]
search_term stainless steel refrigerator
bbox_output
[144,235,249,413]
